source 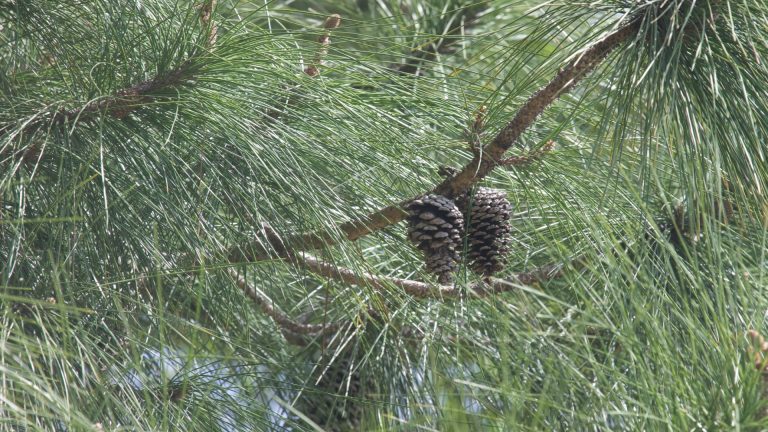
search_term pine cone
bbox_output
[458,187,511,276]
[299,356,369,432]
[406,194,464,284]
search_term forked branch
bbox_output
[250,224,576,299]
[232,224,577,342]
[228,267,341,335]
[270,20,641,254]
[229,19,639,336]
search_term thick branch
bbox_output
[271,21,641,254]
[439,22,639,196]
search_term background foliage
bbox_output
[1,0,767,430]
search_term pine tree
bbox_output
[2,0,768,430]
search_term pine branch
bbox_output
[1,1,220,166]
[395,3,486,76]
[0,59,198,165]
[231,224,576,344]
[6,60,195,134]
[290,250,573,299]
[247,224,574,299]
[228,267,341,336]
[231,20,641,260]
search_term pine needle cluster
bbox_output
[1,0,768,430]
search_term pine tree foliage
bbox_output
[1,0,768,430]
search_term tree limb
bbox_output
[260,223,576,300]
[231,224,578,343]
[269,20,641,255]
[292,250,573,299]
[0,60,199,166]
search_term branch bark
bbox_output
[228,267,341,335]
[268,21,641,255]
[1,1,220,165]
[258,223,577,300]
[11,61,194,131]
[292,250,574,299]
[231,224,579,343]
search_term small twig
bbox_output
[499,140,556,167]
[747,329,768,421]
[263,14,342,122]
[304,14,342,78]
[227,267,341,336]
[396,4,486,76]
[198,0,217,47]
[467,105,486,156]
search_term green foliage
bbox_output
[1,0,767,430]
